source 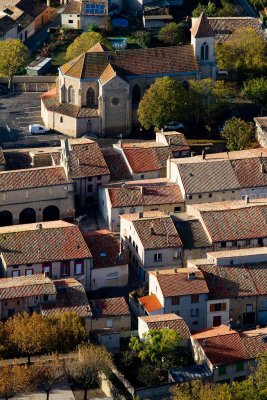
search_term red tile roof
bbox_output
[89,296,130,317]
[139,294,163,313]
[41,278,91,318]
[132,214,183,250]
[0,221,92,266]
[0,274,56,300]
[101,148,132,181]
[63,1,81,14]
[122,145,171,173]
[240,328,267,359]
[152,268,209,297]
[108,183,183,207]
[0,148,5,165]
[191,13,214,38]
[84,230,128,268]
[140,313,191,339]
[60,45,200,79]
[0,166,69,191]
[192,325,249,365]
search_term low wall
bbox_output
[0,76,57,92]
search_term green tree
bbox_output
[0,39,31,88]
[242,77,267,115]
[221,117,254,151]
[86,23,100,32]
[159,22,185,45]
[0,364,31,400]
[192,2,217,17]
[131,31,151,48]
[217,1,242,16]
[54,312,87,353]
[5,312,57,364]
[129,328,181,368]
[65,344,114,400]
[137,76,191,130]
[66,32,111,60]
[216,28,267,78]
[189,78,233,129]
[32,355,64,400]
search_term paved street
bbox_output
[15,383,75,400]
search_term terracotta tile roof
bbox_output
[69,140,110,179]
[122,145,171,173]
[100,64,117,85]
[152,268,209,297]
[192,325,249,365]
[140,313,191,339]
[41,278,91,318]
[101,148,132,181]
[161,132,190,153]
[0,221,92,266]
[0,274,56,300]
[60,45,200,79]
[83,230,128,268]
[16,0,47,18]
[88,42,110,52]
[132,214,183,249]
[254,117,267,131]
[0,148,5,165]
[199,263,267,299]
[108,182,183,208]
[0,14,17,35]
[42,93,99,118]
[194,148,267,161]
[191,12,214,38]
[174,214,211,249]
[12,9,34,28]
[198,204,267,242]
[89,296,130,317]
[0,166,68,191]
[208,17,265,43]
[139,294,163,313]
[63,1,81,14]
[240,328,267,359]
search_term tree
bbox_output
[66,32,111,60]
[65,343,114,400]
[189,78,233,129]
[220,117,254,151]
[0,39,31,88]
[129,328,181,369]
[138,77,191,130]
[159,23,185,46]
[217,1,242,16]
[0,364,31,400]
[5,312,57,364]
[131,31,151,48]
[192,2,217,17]
[54,312,87,353]
[242,77,267,115]
[216,28,267,78]
[32,355,64,400]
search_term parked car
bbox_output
[29,124,50,135]
[164,121,185,132]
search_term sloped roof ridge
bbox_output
[191,12,215,38]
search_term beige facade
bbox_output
[91,314,131,331]
[91,264,128,291]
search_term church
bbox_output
[41,13,216,137]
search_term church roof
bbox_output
[191,12,214,38]
[60,44,200,79]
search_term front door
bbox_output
[213,315,221,327]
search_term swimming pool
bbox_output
[108,37,127,50]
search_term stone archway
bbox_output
[43,205,60,221]
[0,210,13,226]
[19,208,36,224]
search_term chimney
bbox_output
[150,224,155,236]
[138,211,143,219]
[202,149,205,160]
[36,223,42,229]
[202,339,208,347]
[156,269,159,275]
[118,140,122,148]
[140,186,144,195]
[188,271,196,280]
[191,152,195,157]
[77,158,80,166]
[261,163,265,174]
[174,268,178,273]
[245,195,249,204]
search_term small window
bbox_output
[258,238,263,246]
[88,177,92,182]
[192,321,198,326]
[232,241,237,247]
[245,239,250,245]
[17,300,20,305]
[107,319,113,328]
[97,175,101,180]
[191,294,199,303]
[218,365,226,375]
[68,19,73,23]
[61,261,70,277]
[129,236,132,243]
[172,296,179,305]
[198,194,202,199]
[230,259,234,265]
[87,184,93,192]
[236,362,244,372]
[60,116,63,123]
[75,260,84,275]
[173,251,180,260]
[174,206,181,213]
[141,175,144,179]
[246,304,253,313]
[191,308,199,317]
[25,269,33,276]
[221,242,226,248]
[188,195,192,200]
[12,270,20,277]
[42,263,52,277]
[154,253,162,262]
[44,294,48,301]
[209,193,212,198]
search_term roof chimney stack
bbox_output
[245,195,249,204]
[150,224,155,236]
[202,149,205,160]
[188,271,196,280]
[138,211,143,219]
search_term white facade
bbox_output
[91,264,128,291]
[61,13,80,29]
[206,299,230,328]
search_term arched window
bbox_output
[87,88,95,106]
[68,85,75,104]
[132,84,141,105]
[201,42,209,61]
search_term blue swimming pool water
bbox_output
[108,37,127,49]
[112,17,129,27]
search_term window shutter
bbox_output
[210,304,215,312]
[222,303,227,311]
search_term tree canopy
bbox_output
[192,2,217,17]
[138,77,191,130]
[66,32,111,60]
[220,117,254,151]
[0,39,31,87]
[159,22,185,45]
[242,77,267,113]
[216,28,267,78]
[0,364,31,400]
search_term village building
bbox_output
[89,296,131,331]
[99,178,184,231]
[254,117,267,148]
[120,211,183,282]
[148,268,209,331]
[84,230,129,291]
[0,221,92,290]
[41,14,217,137]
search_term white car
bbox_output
[29,124,50,135]
[164,121,185,132]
